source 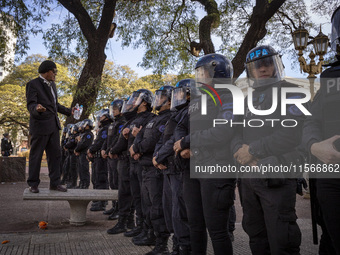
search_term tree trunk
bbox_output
[65,45,107,124]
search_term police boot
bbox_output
[108,201,119,220]
[133,229,156,246]
[107,215,127,235]
[145,235,169,255]
[90,201,106,211]
[132,224,148,243]
[126,211,135,229]
[124,217,143,237]
[103,200,117,215]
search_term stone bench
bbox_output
[23,188,118,225]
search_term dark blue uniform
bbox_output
[178,92,236,255]
[132,109,172,249]
[64,133,78,188]
[74,130,94,188]
[154,107,191,253]
[232,81,305,255]
[303,60,340,255]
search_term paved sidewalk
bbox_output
[0,178,319,254]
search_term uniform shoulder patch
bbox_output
[118,124,124,134]
[101,130,107,139]
[87,134,92,139]
[158,125,165,133]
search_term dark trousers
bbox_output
[78,153,90,187]
[317,179,340,255]
[68,153,78,186]
[142,165,169,236]
[27,131,62,187]
[130,162,144,219]
[240,178,301,255]
[183,171,234,255]
[163,172,190,247]
[108,158,118,190]
[91,160,96,188]
[118,157,133,216]
[94,157,108,189]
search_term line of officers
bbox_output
[59,9,340,255]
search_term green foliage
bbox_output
[0,54,76,131]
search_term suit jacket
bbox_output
[26,77,71,136]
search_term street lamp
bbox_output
[292,25,329,99]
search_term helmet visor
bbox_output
[331,8,340,51]
[121,91,143,113]
[195,66,213,88]
[152,90,170,110]
[171,87,187,111]
[245,55,285,88]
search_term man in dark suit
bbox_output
[26,60,74,193]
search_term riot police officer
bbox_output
[302,6,340,254]
[64,124,79,189]
[153,79,193,255]
[176,54,236,255]
[74,119,94,189]
[232,46,305,255]
[88,109,112,211]
[60,127,68,180]
[107,90,154,235]
[129,86,173,254]
[102,99,125,219]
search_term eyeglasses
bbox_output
[51,69,58,74]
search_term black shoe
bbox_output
[133,230,156,246]
[49,185,67,192]
[132,228,147,242]
[90,202,106,211]
[103,207,115,215]
[29,186,39,193]
[108,211,119,220]
[145,236,169,255]
[124,225,143,237]
[107,216,127,235]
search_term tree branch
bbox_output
[57,0,97,45]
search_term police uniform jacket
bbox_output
[88,120,110,154]
[127,111,155,163]
[232,81,307,159]
[75,130,94,154]
[102,115,126,155]
[133,109,172,166]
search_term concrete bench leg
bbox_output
[68,200,90,225]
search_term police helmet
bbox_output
[152,86,174,111]
[171,79,195,111]
[82,119,94,130]
[94,109,111,123]
[195,53,233,88]
[71,124,79,134]
[75,121,83,132]
[245,45,285,88]
[331,6,340,52]
[109,99,124,117]
[63,127,68,133]
[67,124,74,136]
[122,89,154,113]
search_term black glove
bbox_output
[296,178,308,196]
